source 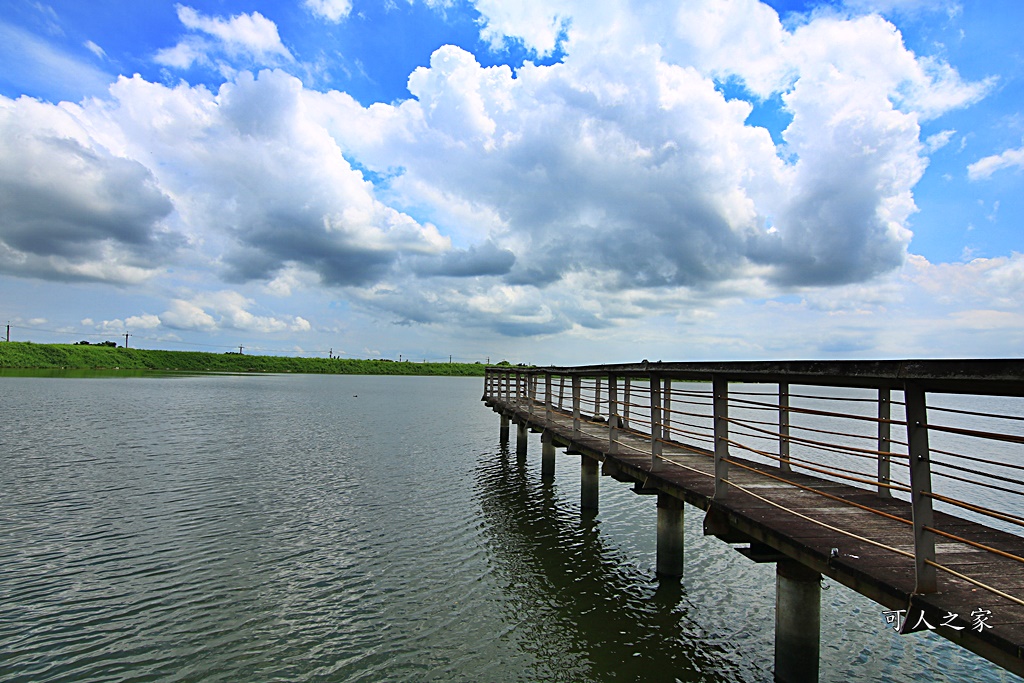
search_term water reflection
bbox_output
[474,445,765,682]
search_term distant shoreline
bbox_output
[0,342,489,377]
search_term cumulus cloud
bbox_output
[0,95,177,283]
[92,70,448,289]
[162,291,311,333]
[0,0,998,345]
[87,315,161,334]
[332,1,983,315]
[161,299,217,331]
[967,145,1024,180]
[474,1,571,57]
[126,314,162,329]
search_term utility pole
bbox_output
[238,344,244,355]
[5,321,9,342]
[399,353,402,362]
[124,332,131,348]
[329,348,333,359]
[449,355,452,364]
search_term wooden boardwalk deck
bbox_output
[485,394,1024,678]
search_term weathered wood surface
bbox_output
[486,396,1024,676]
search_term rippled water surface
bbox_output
[0,373,1016,682]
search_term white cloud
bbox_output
[176,6,291,59]
[0,95,176,283]
[84,40,106,59]
[155,5,293,70]
[925,128,956,152]
[473,0,571,57]
[161,291,313,334]
[304,0,353,23]
[0,0,1006,351]
[126,314,162,329]
[161,299,217,331]
[967,145,1024,180]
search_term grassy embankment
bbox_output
[0,342,488,376]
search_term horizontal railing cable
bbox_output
[725,416,908,461]
[930,468,1024,499]
[925,492,1024,529]
[929,447,1024,473]
[929,403,1024,422]
[926,422,1024,445]
[722,445,910,494]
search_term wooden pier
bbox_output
[482,360,1024,682]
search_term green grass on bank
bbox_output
[0,342,489,376]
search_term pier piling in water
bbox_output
[499,414,509,443]
[516,421,528,457]
[541,431,556,480]
[656,493,684,578]
[581,456,599,510]
[775,560,821,683]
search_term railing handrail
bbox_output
[486,359,1024,395]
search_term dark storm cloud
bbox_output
[223,211,399,287]
[411,240,516,277]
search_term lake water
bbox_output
[0,373,1017,682]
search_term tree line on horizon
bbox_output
[0,341,492,376]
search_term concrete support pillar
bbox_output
[517,421,529,457]
[541,432,556,480]
[775,560,821,683]
[581,456,599,510]
[656,493,684,578]
[500,415,510,443]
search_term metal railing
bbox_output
[484,360,1024,601]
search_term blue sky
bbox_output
[0,0,1022,364]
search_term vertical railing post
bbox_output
[904,382,936,593]
[713,375,730,499]
[595,377,603,419]
[623,377,631,430]
[515,370,521,406]
[663,377,672,443]
[650,372,663,468]
[878,388,892,498]
[608,374,618,454]
[558,375,565,411]
[528,371,535,416]
[545,372,552,424]
[572,374,581,436]
[779,382,791,472]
